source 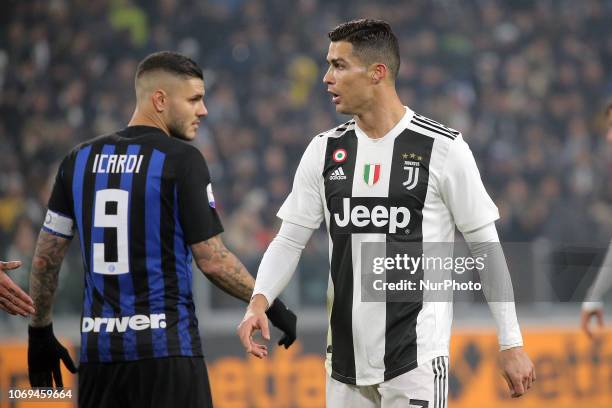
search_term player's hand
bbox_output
[0,260,35,316]
[581,307,604,339]
[265,299,297,349]
[28,324,77,388]
[237,296,270,358]
[498,346,535,398]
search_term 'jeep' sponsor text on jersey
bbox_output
[332,197,410,234]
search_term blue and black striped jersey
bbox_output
[44,125,223,363]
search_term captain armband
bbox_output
[42,209,75,239]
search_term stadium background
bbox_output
[1,0,611,406]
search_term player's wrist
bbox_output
[499,343,523,352]
[249,294,270,313]
[28,323,54,339]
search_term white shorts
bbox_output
[326,356,448,408]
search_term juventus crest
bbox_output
[402,152,421,190]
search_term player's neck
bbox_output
[127,108,171,136]
[354,92,405,139]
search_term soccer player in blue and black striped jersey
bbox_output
[26,51,297,408]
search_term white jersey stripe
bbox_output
[350,133,397,385]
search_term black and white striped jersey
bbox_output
[277,107,499,385]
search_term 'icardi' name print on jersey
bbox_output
[92,153,144,174]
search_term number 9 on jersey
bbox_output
[93,188,130,275]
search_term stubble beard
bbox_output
[167,114,191,141]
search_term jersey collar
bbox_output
[119,125,168,138]
[353,106,414,143]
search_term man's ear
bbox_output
[151,89,166,113]
[371,63,388,83]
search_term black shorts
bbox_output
[78,356,213,408]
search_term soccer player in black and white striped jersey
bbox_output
[239,19,535,407]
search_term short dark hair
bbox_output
[136,51,203,80]
[328,19,400,79]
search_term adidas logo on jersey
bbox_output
[329,167,347,181]
[81,313,167,333]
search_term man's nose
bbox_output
[198,101,208,117]
[323,67,333,84]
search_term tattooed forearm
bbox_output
[29,230,71,327]
[191,236,255,302]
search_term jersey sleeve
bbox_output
[277,137,325,229]
[176,147,224,245]
[44,155,76,239]
[440,137,500,233]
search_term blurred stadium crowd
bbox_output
[1,0,611,312]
